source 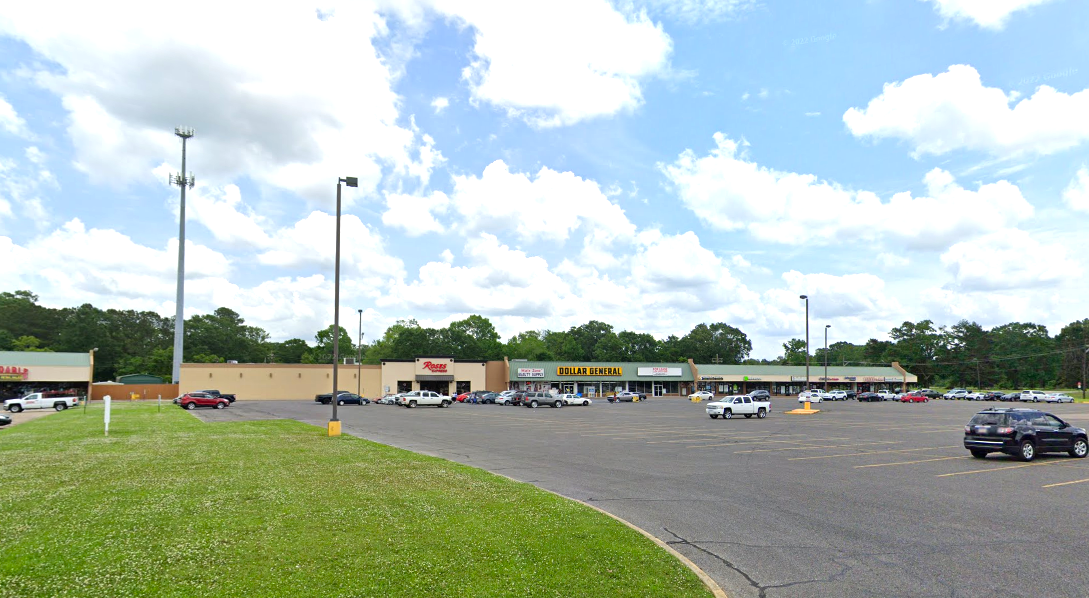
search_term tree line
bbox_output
[1,290,1086,388]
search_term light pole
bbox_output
[329,176,358,436]
[169,127,195,384]
[1082,346,1088,402]
[800,295,809,392]
[357,309,363,397]
[824,324,830,392]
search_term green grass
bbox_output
[0,404,710,598]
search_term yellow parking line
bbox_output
[788,446,961,461]
[1044,478,1089,488]
[732,440,902,453]
[855,456,966,468]
[937,460,1074,477]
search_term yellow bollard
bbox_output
[804,401,811,410]
[328,421,342,437]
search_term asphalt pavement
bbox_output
[195,397,1089,598]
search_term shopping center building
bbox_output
[0,350,94,401]
[176,356,916,400]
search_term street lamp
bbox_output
[329,176,358,436]
[824,324,831,392]
[800,295,809,392]
[1082,346,1088,402]
[357,309,363,398]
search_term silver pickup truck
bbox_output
[705,395,770,419]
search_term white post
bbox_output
[103,394,112,437]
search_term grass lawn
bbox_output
[0,404,711,598]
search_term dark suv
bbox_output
[748,390,770,401]
[964,408,1088,461]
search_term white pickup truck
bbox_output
[4,392,81,412]
[706,395,771,419]
[398,390,451,408]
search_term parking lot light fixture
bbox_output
[329,176,357,437]
[800,295,809,392]
[824,324,831,392]
[357,309,363,397]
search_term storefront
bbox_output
[378,357,487,396]
[0,350,94,401]
[507,361,695,397]
[694,363,916,395]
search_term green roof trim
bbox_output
[509,361,694,382]
[0,351,91,367]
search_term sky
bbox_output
[0,0,1087,359]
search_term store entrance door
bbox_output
[653,384,664,397]
[562,382,575,394]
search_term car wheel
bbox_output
[1070,438,1088,459]
[54,403,67,411]
[185,402,196,410]
[9,404,22,413]
[441,400,450,408]
[408,400,417,408]
[337,400,345,406]
[583,400,589,406]
[710,414,719,419]
[1019,440,1035,462]
[724,410,733,419]
[757,408,767,419]
[970,449,989,459]
[215,402,226,410]
[554,400,562,408]
[530,400,538,408]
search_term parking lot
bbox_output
[211,397,1089,598]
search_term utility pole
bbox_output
[169,127,195,385]
[824,324,830,392]
[800,295,809,391]
[357,309,363,397]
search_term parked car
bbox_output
[177,392,229,410]
[963,407,1088,461]
[828,390,848,401]
[944,388,968,400]
[900,392,928,403]
[334,393,369,405]
[1044,393,1075,404]
[917,389,942,400]
[688,391,714,402]
[5,392,81,412]
[609,391,645,403]
[560,393,591,406]
[844,390,857,400]
[857,392,881,402]
[399,390,451,408]
[512,391,551,407]
[196,389,236,403]
[706,395,770,419]
[999,392,1021,402]
[1020,390,1048,403]
[876,390,898,401]
[798,391,823,404]
[965,391,986,401]
[315,390,353,405]
[524,392,564,408]
[982,391,1005,401]
[0,413,10,426]
[748,390,771,400]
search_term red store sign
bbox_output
[422,361,448,373]
[0,366,29,380]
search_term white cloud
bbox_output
[877,252,910,268]
[440,0,673,127]
[431,96,449,113]
[0,3,425,203]
[661,133,1034,249]
[843,64,1089,158]
[182,183,274,250]
[629,0,757,23]
[450,159,637,245]
[804,112,821,117]
[1063,166,1089,212]
[382,190,450,236]
[920,0,1057,29]
[0,95,29,138]
[940,229,1080,291]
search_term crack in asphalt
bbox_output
[664,528,858,598]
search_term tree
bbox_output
[504,331,553,360]
[271,338,311,364]
[887,320,943,386]
[1056,319,1089,388]
[304,325,356,363]
[991,323,1055,388]
[445,315,503,360]
[186,307,269,363]
[616,331,660,362]
[115,347,174,380]
[681,323,751,364]
[566,321,615,361]
[12,335,51,352]
[780,339,808,365]
[0,290,63,346]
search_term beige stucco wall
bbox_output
[180,363,381,400]
[21,365,91,383]
[486,360,508,392]
[379,358,488,393]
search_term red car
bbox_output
[900,392,928,403]
[178,392,229,410]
